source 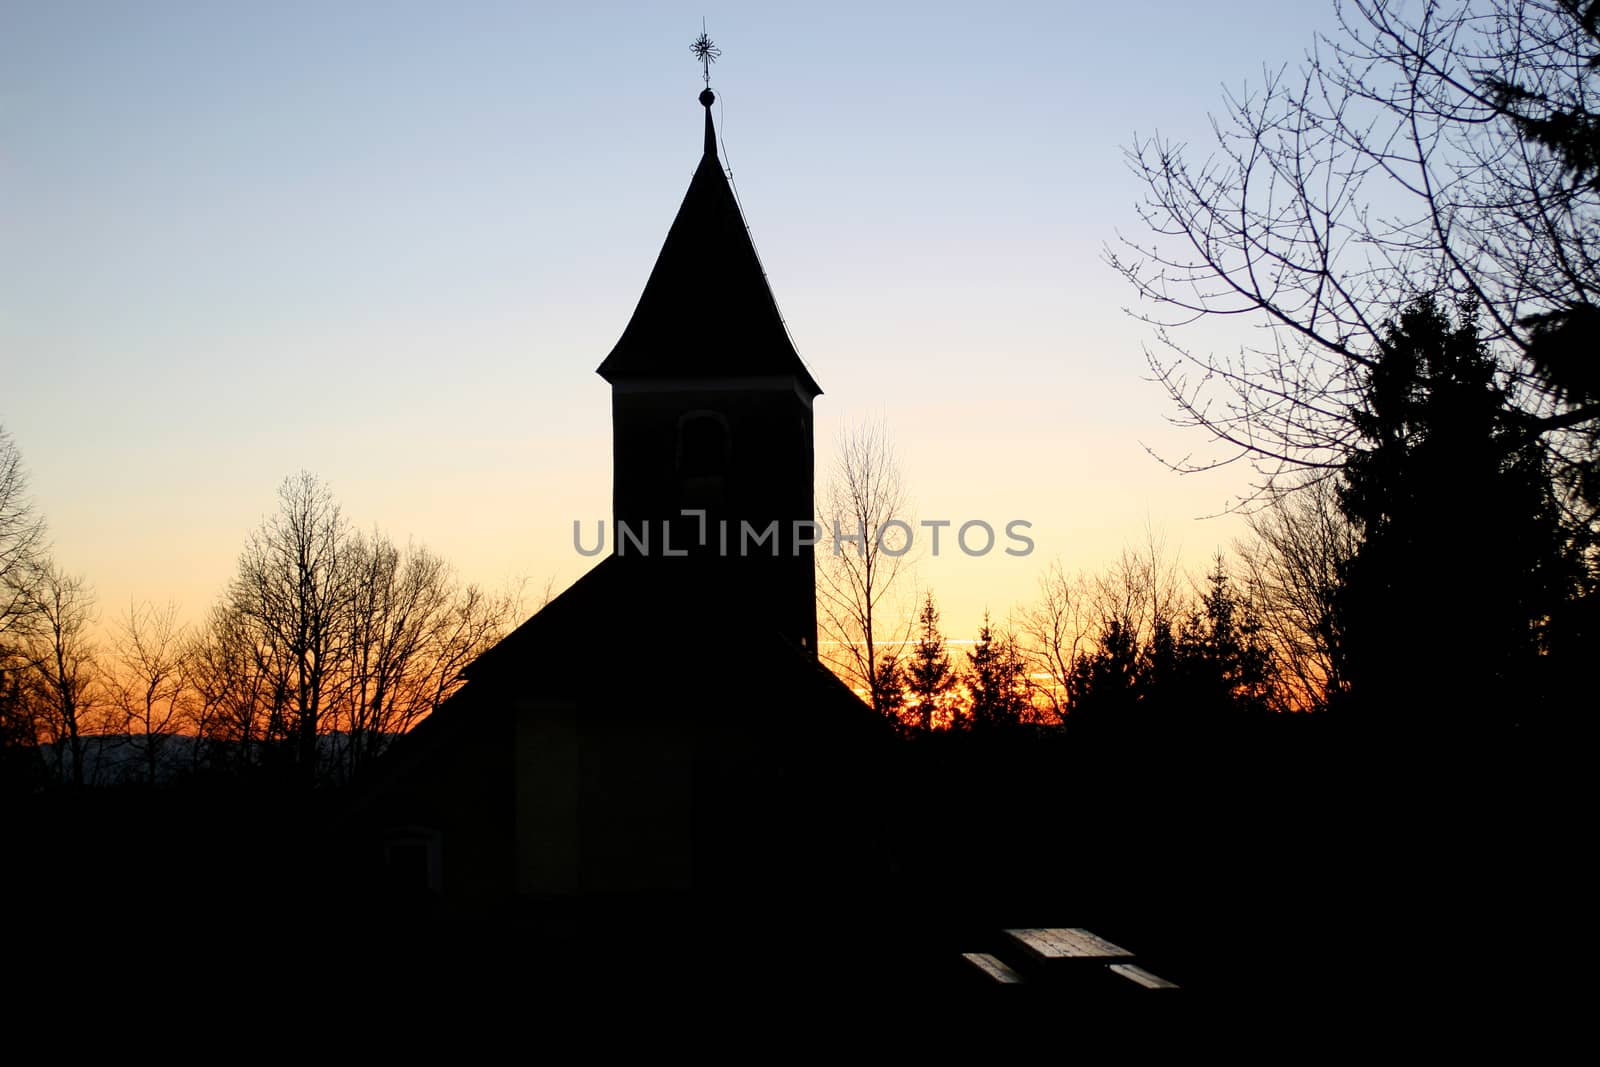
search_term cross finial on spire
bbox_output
[691,23,720,89]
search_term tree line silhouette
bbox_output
[6,0,1596,787]
[0,457,522,790]
[824,298,1592,741]
[834,548,1278,739]
[4,306,1591,786]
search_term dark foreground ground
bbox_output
[3,716,1586,1018]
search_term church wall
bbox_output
[576,708,695,894]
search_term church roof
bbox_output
[461,555,862,713]
[596,93,822,398]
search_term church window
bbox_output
[678,412,730,477]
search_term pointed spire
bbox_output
[595,81,821,397]
[700,88,717,158]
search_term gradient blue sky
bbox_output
[2,1,1348,643]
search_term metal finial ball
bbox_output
[699,89,715,108]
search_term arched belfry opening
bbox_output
[677,410,731,508]
[677,411,730,478]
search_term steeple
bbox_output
[599,52,821,658]
[595,88,822,397]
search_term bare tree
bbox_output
[338,534,432,778]
[23,562,102,786]
[1235,478,1359,712]
[186,600,273,772]
[0,425,47,645]
[1058,533,1193,719]
[196,477,524,781]
[226,472,352,778]
[1090,533,1187,654]
[1,425,48,778]
[816,419,917,718]
[425,580,522,714]
[1108,0,1599,505]
[110,600,191,785]
[332,534,512,780]
[1017,560,1092,722]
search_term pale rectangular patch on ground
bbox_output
[1004,927,1135,960]
[962,952,1024,984]
[1109,963,1179,989]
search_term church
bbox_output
[348,80,891,934]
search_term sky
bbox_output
[1,0,1352,646]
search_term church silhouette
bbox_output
[350,86,890,940]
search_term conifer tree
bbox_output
[964,612,1029,732]
[905,592,955,731]
[873,652,909,732]
[1170,558,1276,718]
[1335,297,1579,725]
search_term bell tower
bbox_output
[596,80,821,658]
